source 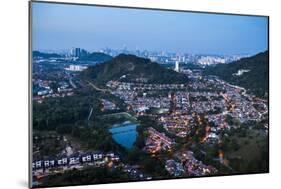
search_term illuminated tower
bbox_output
[175,61,180,72]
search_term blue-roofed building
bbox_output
[68,153,81,165]
[57,155,68,166]
[81,152,92,163]
[33,160,43,169]
[92,151,103,161]
[43,159,56,168]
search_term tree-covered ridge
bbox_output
[203,51,269,98]
[80,54,188,85]
[33,51,62,59]
[78,52,112,62]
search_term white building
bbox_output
[175,61,180,72]
[65,65,87,72]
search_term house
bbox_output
[165,159,185,177]
[111,154,120,161]
[106,151,115,158]
[106,151,120,161]
[33,160,43,169]
[92,151,103,161]
[81,152,92,163]
[57,155,68,166]
[43,159,56,168]
[69,153,81,165]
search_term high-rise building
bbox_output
[70,47,75,57]
[75,48,81,57]
[175,61,180,72]
[70,47,81,57]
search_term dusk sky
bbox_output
[32,2,268,55]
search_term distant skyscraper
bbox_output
[70,47,75,57]
[75,48,81,57]
[175,61,180,72]
[70,47,81,57]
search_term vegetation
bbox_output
[40,167,130,187]
[160,62,203,70]
[203,51,269,98]
[33,131,64,159]
[221,128,268,173]
[100,112,138,125]
[33,51,61,59]
[80,54,188,86]
[78,52,112,62]
[33,93,98,131]
[33,89,127,157]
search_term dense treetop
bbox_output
[78,52,112,62]
[80,54,188,85]
[203,51,269,98]
[33,51,61,59]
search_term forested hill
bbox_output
[80,54,188,85]
[33,51,61,59]
[78,52,112,62]
[203,51,269,98]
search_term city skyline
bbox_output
[32,2,268,55]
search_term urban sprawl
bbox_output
[32,47,268,185]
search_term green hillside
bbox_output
[78,52,112,62]
[33,51,61,59]
[80,54,188,85]
[203,51,269,98]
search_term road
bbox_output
[87,81,111,93]
[87,107,93,121]
[69,77,77,89]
